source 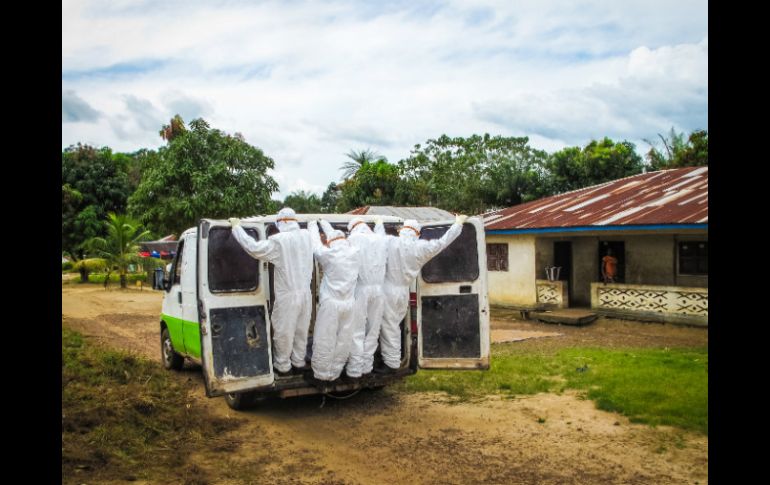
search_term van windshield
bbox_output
[208,227,260,292]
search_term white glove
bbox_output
[228,217,241,227]
[455,214,468,225]
[374,216,384,225]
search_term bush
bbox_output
[62,261,73,271]
[74,258,108,272]
[88,273,148,284]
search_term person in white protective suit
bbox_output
[307,220,360,381]
[376,214,468,373]
[344,216,389,378]
[228,208,314,376]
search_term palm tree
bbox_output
[340,149,386,180]
[86,213,152,289]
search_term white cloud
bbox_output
[474,37,708,146]
[62,0,708,198]
[62,90,101,122]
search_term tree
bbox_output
[340,149,386,180]
[320,182,341,212]
[62,144,132,260]
[159,114,187,142]
[546,138,644,194]
[86,213,151,289]
[121,148,158,191]
[266,199,283,214]
[128,117,279,235]
[282,190,323,213]
[645,128,708,170]
[337,160,402,212]
[398,134,549,214]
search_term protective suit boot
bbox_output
[373,364,398,375]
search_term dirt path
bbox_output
[62,285,708,484]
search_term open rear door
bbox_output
[197,219,274,397]
[417,217,490,369]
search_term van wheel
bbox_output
[161,328,184,371]
[225,392,258,411]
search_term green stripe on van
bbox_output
[161,314,201,360]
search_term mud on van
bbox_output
[155,214,490,410]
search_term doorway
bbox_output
[598,241,625,283]
[553,241,572,305]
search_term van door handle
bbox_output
[459,285,472,294]
[178,292,182,304]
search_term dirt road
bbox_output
[62,285,708,484]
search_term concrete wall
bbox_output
[625,236,675,286]
[570,237,597,306]
[535,238,554,281]
[486,234,537,307]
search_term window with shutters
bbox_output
[486,243,508,271]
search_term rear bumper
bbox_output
[276,370,414,398]
[244,367,416,399]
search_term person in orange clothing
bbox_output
[601,248,618,284]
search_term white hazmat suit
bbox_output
[307,220,360,381]
[229,208,314,374]
[344,216,389,377]
[379,215,467,370]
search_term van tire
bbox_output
[161,327,184,371]
[225,391,258,410]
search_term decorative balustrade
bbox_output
[591,283,707,326]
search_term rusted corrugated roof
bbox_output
[484,167,708,231]
[347,206,370,215]
[347,205,454,221]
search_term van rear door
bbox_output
[197,219,274,397]
[416,217,490,369]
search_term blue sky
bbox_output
[62,0,708,198]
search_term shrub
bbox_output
[88,273,148,284]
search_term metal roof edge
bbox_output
[486,224,708,235]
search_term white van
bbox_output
[155,214,490,410]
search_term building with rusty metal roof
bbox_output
[348,205,454,221]
[482,167,707,326]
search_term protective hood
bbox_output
[326,229,349,248]
[347,217,372,235]
[276,207,300,232]
[398,219,421,240]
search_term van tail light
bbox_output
[409,291,418,335]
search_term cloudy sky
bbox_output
[62,0,708,198]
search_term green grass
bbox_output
[62,327,240,484]
[398,346,708,434]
